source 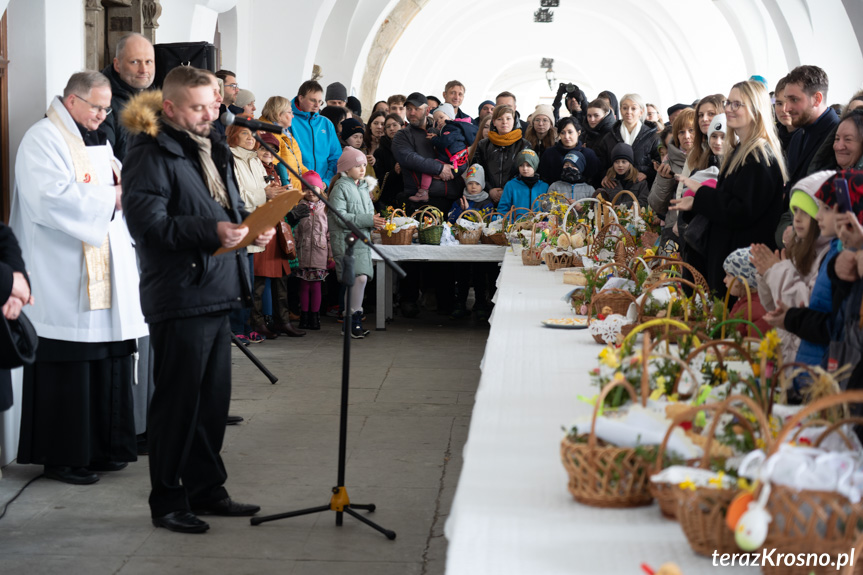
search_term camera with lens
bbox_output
[263,174,277,184]
[565,83,578,94]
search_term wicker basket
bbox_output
[637,278,712,339]
[758,391,863,574]
[521,223,543,266]
[414,205,444,245]
[644,255,710,295]
[590,222,638,266]
[452,209,484,245]
[380,208,415,245]
[480,210,509,245]
[543,251,574,271]
[560,366,655,508]
[650,399,760,521]
[675,395,772,556]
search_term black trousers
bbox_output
[148,313,231,517]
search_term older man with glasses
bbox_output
[8,70,148,485]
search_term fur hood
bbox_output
[121,90,164,138]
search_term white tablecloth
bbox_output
[444,252,750,575]
[371,244,507,330]
[371,243,507,262]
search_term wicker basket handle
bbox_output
[653,402,756,474]
[768,390,863,456]
[786,417,862,451]
[387,208,408,223]
[592,262,636,286]
[637,277,711,322]
[611,189,641,213]
[701,394,773,468]
[620,318,694,348]
[720,276,755,338]
[457,209,485,224]
[587,376,642,451]
[414,205,443,230]
[682,340,761,401]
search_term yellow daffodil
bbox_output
[598,347,620,369]
[737,477,754,492]
[679,478,697,491]
[708,471,726,488]
[649,388,665,401]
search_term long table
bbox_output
[444,251,751,575]
[370,244,507,330]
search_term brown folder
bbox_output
[213,189,303,255]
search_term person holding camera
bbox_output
[552,83,589,126]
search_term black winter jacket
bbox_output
[581,112,616,151]
[99,64,150,161]
[690,147,785,295]
[594,120,662,186]
[392,122,464,201]
[0,222,27,411]
[373,136,403,208]
[121,101,252,324]
[471,134,532,193]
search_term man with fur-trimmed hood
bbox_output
[121,66,273,534]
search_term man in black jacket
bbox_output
[776,65,840,244]
[391,92,462,317]
[99,33,155,161]
[122,66,273,534]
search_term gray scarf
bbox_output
[164,118,231,209]
[464,189,489,203]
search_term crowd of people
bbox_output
[1,30,863,535]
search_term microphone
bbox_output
[220,110,284,134]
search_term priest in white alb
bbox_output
[8,70,148,485]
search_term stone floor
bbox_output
[0,310,488,575]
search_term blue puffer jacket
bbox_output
[795,238,841,366]
[497,177,550,215]
[290,98,342,182]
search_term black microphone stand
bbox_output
[230,333,278,384]
[249,131,404,540]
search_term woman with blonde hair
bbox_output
[259,95,308,189]
[671,80,788,295]
[595,92,661,188]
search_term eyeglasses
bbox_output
[75,94,112,116]
[225,83,239,89]
[722,100,746,112]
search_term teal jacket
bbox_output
[290,98,342,182]
[498,177,550,215]
[327,175,375,281]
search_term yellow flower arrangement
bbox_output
[757,329,782,362]
[598,346,620,369]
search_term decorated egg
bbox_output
[558,233,571,249]
[578,304,588,315]
[572,233,585,248]
[734,504,771,551]
[726,491,754,531]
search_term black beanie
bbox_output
[611,142,635,164]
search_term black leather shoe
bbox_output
[226,414,244,425]
[43,466,99,485]
[192,497,261,517]
[88,461,128,472]
[152,511,210,534]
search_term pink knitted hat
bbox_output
[337,148,367,173]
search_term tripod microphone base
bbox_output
[250,486,396,540]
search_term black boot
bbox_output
[299,311,310,329]
[310,312,321,330]
[350,311,370,339]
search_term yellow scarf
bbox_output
[488,128,523,147]
[46,105,115,310]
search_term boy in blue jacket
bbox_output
[290,80,343,183]
[497,149,549,214]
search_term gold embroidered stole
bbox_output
[46,105,115,310]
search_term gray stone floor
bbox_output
[0,311,487,575]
